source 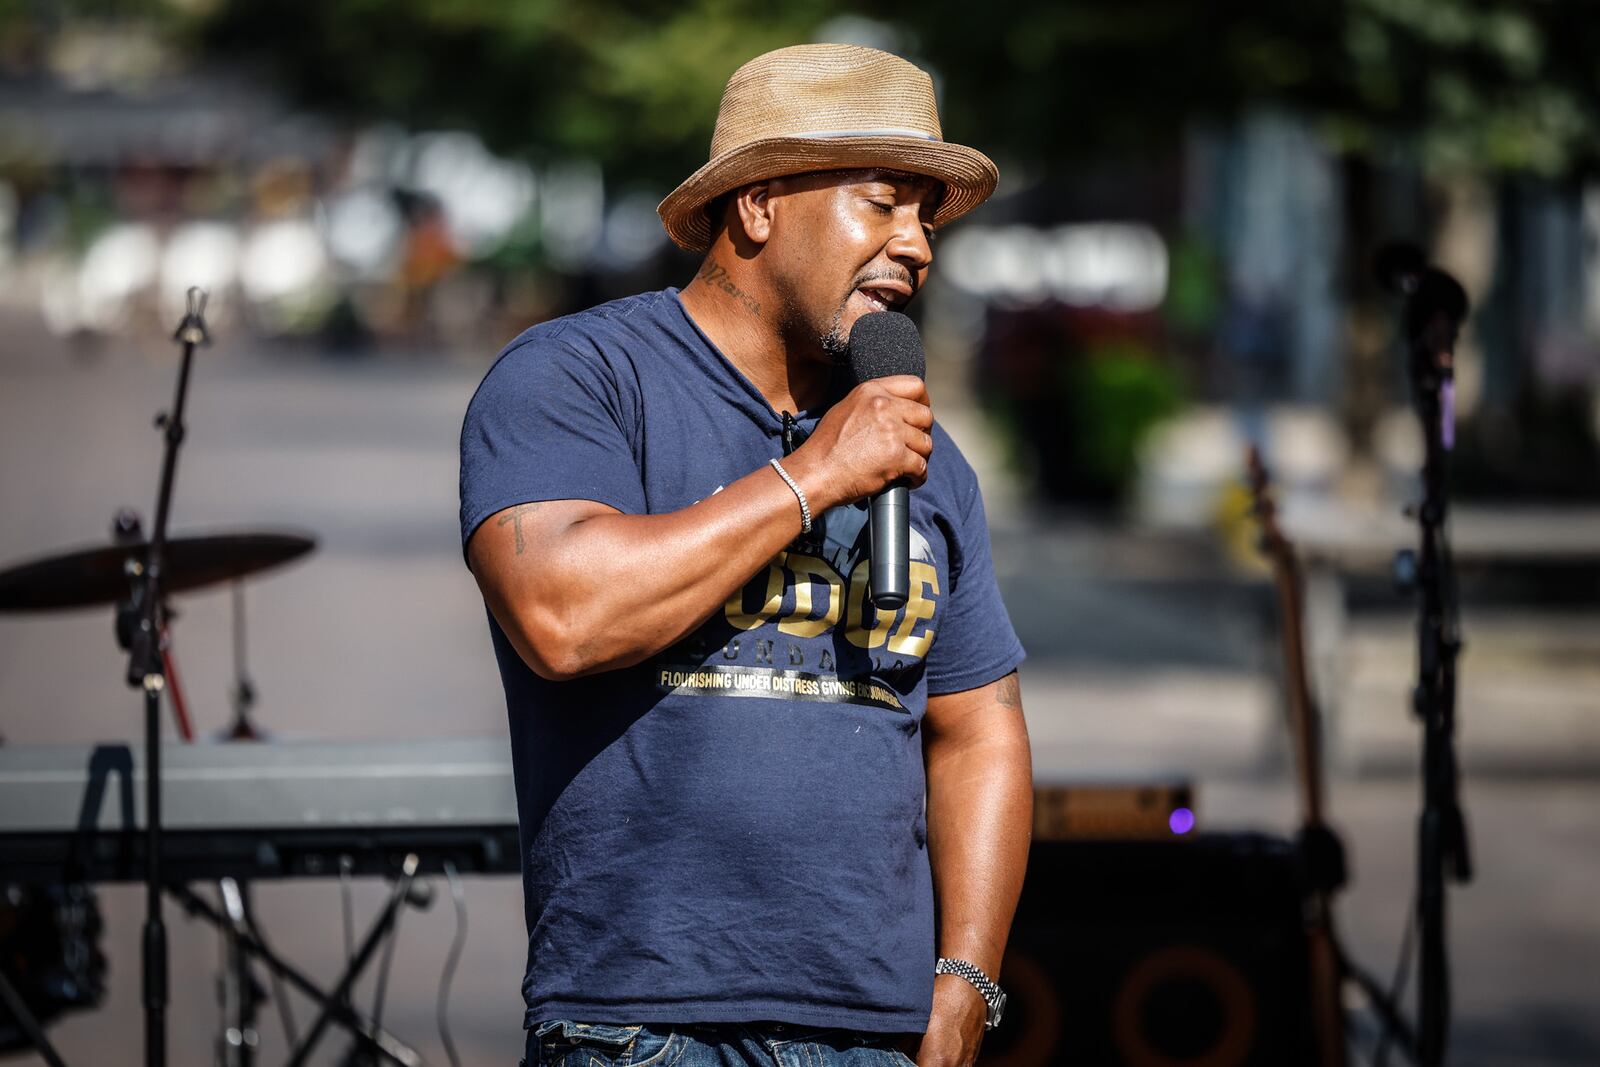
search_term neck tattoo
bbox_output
[696,259,761,318]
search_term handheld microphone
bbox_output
[846,311,926,611]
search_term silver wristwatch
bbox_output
[935,957,1006,1030]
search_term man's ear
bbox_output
[732,181,774,245]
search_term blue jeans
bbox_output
[523,1021,917,1067]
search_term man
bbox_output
[460,43,1031,1067]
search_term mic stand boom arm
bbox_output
[125,287,211,1067]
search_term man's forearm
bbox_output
[925,699,1033,976]
[916,675,1032,1067]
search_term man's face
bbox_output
[761,169,940,363]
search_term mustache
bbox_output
[851,266,917,295]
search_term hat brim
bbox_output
[657,135,999,253]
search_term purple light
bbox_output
[1168,807,1196,835]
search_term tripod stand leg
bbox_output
[169,885,421,1067]
[285,855,419,1067]
[0,968,70,1067]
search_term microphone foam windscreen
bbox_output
[847,311,925,384]
[1374,241,1426,294]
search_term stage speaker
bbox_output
[980,835,1316,1067]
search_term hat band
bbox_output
[787,127,942,141]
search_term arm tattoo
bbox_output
[696,259,761,318]
[496,502,543,554]
[995,672,1022,709]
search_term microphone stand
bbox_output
[125,288,211,1067]
[1382,251,1473,1067]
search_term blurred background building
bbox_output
[1,2,1597,1066]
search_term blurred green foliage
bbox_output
[913,0,1600,177]
[161,0,1600,187]
[1055,341,1186,500]
[1163,235,1223,337]
[186,0,840,193]
[2,2,1597,185]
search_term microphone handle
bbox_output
[869,483,910,610]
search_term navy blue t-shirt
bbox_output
[459,289,1024,1034]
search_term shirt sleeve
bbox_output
[458,333,647,555]
[924,467,1026,696]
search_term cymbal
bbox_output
[0,532,316,612]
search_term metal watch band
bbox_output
[768,458,812,534]
[935,957,1007,1030]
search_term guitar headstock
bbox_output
[1245,445,1292,567]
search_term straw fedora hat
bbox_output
[657,43,999,253]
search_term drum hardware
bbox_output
[0,970,66,1067]
[0,529,315,615]
[0,289,469,1064]
[0,278,213,1067]
[222,583,267,742]
[0,521,313,744]
[0,293,318,1065]
[0,290,302,1067]
[0,882,106,1064]
[112,531,277,1062]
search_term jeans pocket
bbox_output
[536,1021,643,1067]
[533,1021,679,1067]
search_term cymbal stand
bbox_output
[124,287,210,1067]
[1379,248,1473,1067]
[224,582,265,740]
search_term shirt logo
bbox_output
[654,502,939,710]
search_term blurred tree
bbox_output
[166,0,1600,184]
[182,0,842,191]
[3,1,1596,182]
[905,0,1600,178]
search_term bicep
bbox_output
[467,499,615,575]
[467,499,620,643]
[924,671,1028,753]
